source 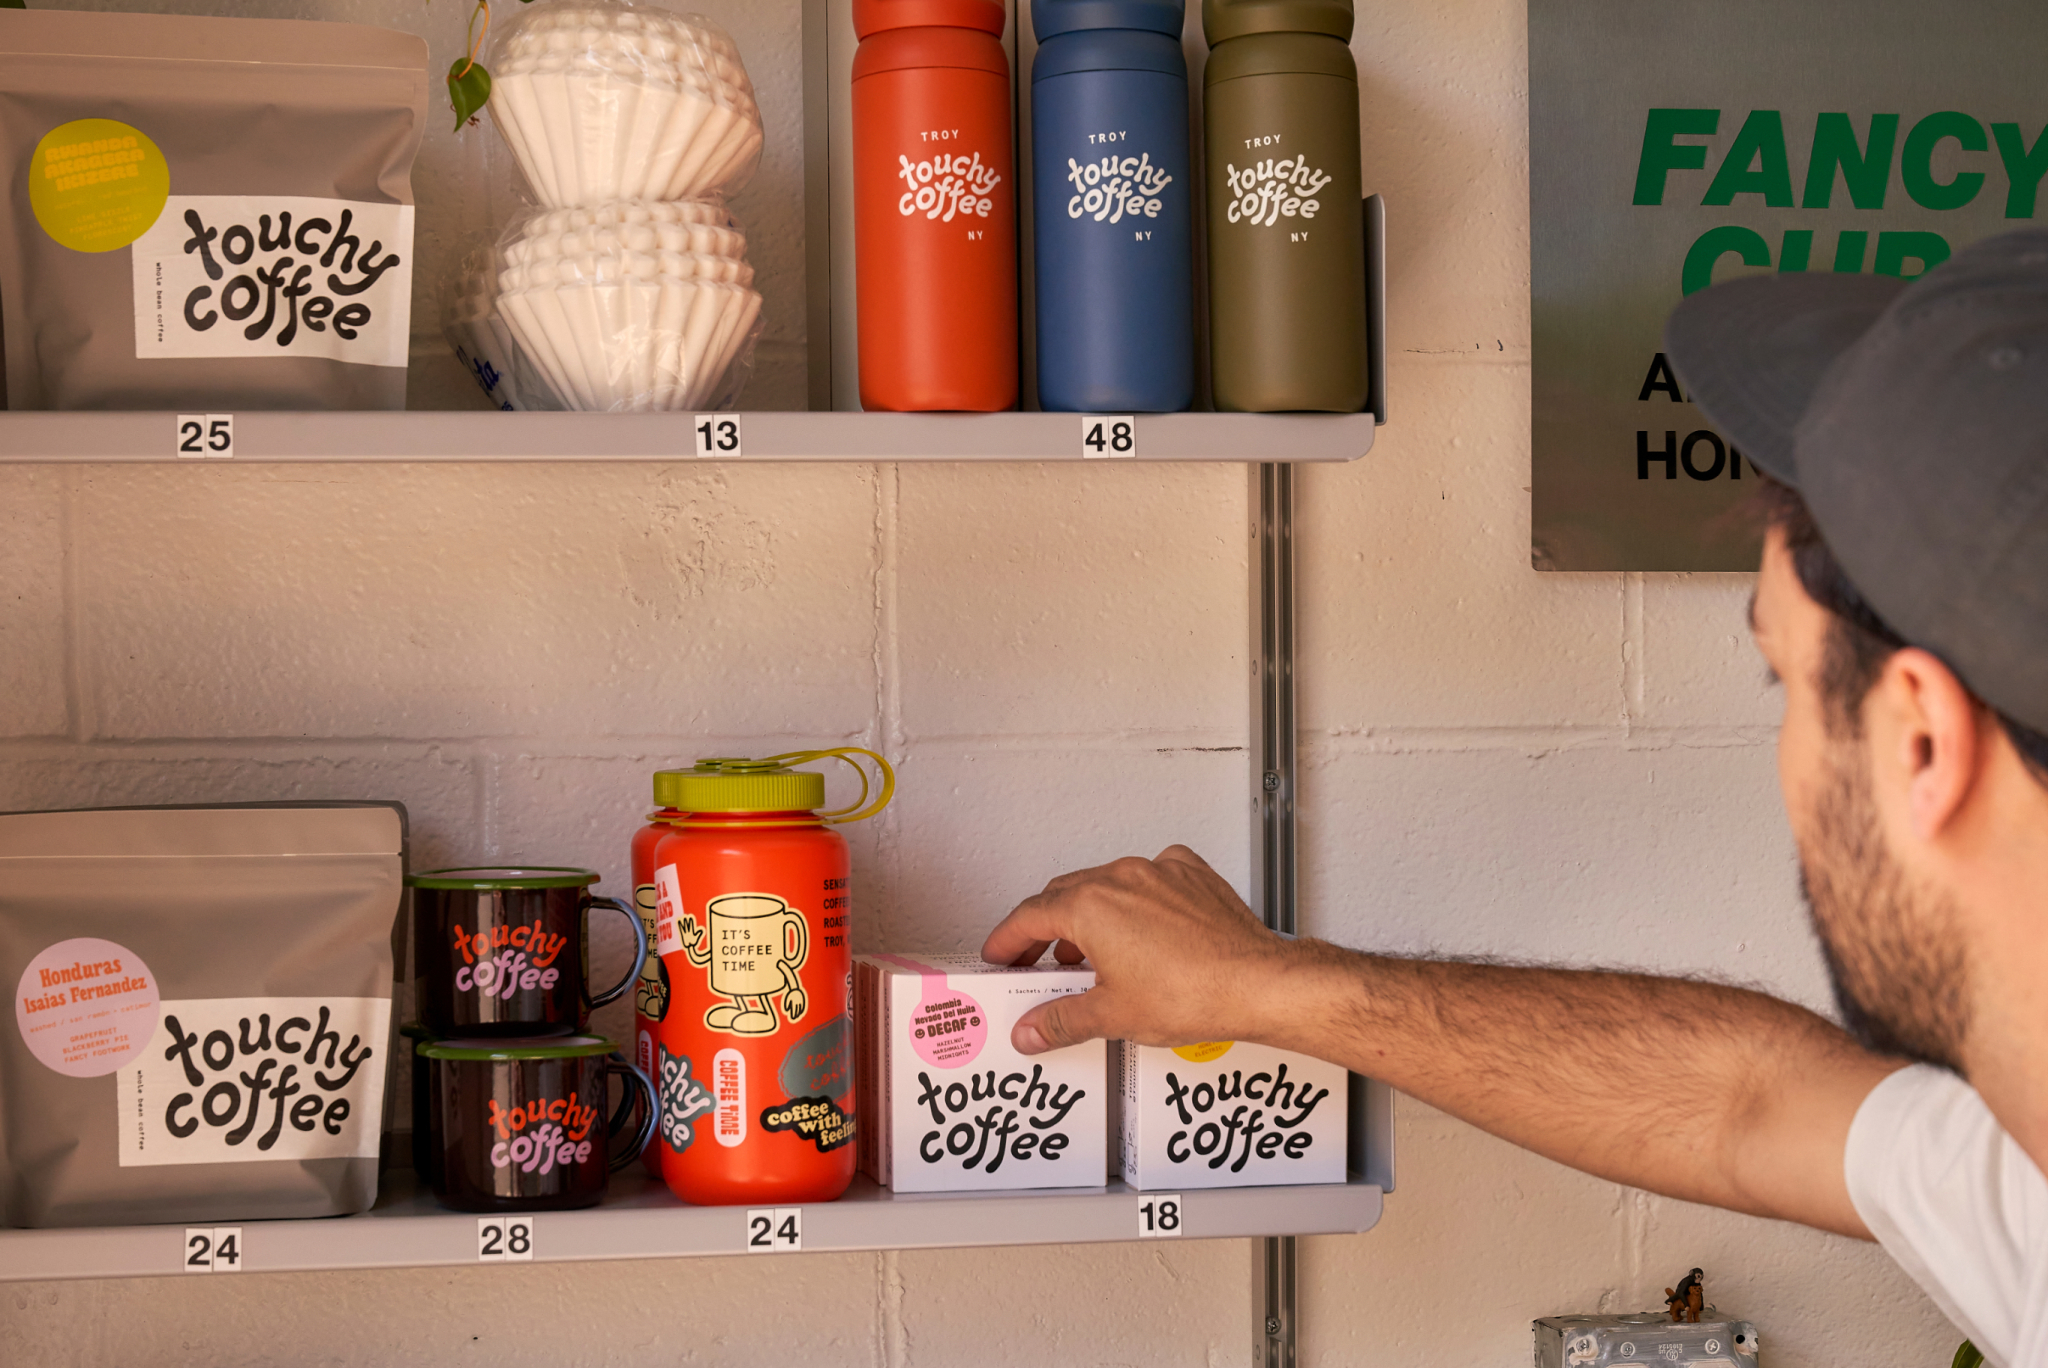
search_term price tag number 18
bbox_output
[184,1227,243,1272]
[176,414,234,459]
[1138,1195,1182,1238]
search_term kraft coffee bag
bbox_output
[0,10,428,410]
[0,804,405,1228]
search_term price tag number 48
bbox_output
[184,1227,243,1272]
[1138,1195,1182,1238]
[1082,415,1135,459]
[747,1207,802,1253]
[477,1217,535,1261]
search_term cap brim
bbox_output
[1663,272,1907,486]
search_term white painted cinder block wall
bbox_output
[0,0,1966,1362]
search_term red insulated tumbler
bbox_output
[851,0,1018,411]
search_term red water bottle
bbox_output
[851,0,1017,411]
[651,750,894,1206]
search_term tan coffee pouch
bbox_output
[0,10,427,410]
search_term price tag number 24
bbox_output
[747,1207,802,1253]
[184,1227,243,1272]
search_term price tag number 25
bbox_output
[176,414,234,459]
[746,1207,802,1253]
[184,1227,243,1272]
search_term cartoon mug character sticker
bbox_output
[665,889,809,1037]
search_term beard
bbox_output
[1798,736,1972,1073]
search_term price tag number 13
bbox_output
[184,1227,243,1272]
[694,414,741,458]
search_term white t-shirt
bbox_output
[1846,1065,2048,1368]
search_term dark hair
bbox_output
[1752,474,2048,782]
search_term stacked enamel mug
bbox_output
[478,0,767,411]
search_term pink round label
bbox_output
[909,981,986,1069]
[14,937,160,1078]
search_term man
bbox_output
[983,230,2048,1362]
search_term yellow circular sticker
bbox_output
[1172,1041,1235,1063]
[28,118,170,254]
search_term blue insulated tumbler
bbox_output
[1030,0,1194,412]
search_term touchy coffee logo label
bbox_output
[118,996,389,1168]
[1065,152,1172,224]
[659,1044,713,1153]
[1158,1061,1328,1172]
[896,150,1001,222]
[1223,155,1333,228]
[447,919,567,1000]
[130,195,413,368]
[485,1089,600,1178]
[912,1064,1083,1173]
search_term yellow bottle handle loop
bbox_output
[752,747,896,824]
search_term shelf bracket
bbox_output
[1250,461,1298,1368]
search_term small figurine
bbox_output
[1664,1268,1704,1324]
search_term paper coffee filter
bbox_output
[442,245,564,411]
[491,204,762,413]
[487,1,764,207]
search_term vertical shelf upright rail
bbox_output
[1250,462,1298,1368]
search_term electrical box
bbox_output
[1534,1311,1759,1368]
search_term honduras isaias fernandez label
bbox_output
[117,997,390,1167]
[131,196,413,367]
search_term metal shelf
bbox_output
[0,410,1375,464]
[0,1169,1383,1283]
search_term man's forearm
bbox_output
[1261,941,1897,1235]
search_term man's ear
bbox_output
[1873,647,1986,840]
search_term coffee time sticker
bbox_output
[1530,0,2048,569]
[15,937,161,1078]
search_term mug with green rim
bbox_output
[409,866,646,1039]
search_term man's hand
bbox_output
[981,845,1297,1054]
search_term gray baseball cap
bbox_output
[1665,229,2048,734]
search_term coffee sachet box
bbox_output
[855,953,1106,1193]
[1119,1040,1346,1190]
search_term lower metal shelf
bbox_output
[0,1168,1384,1282]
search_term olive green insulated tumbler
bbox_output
[1203,0,1367,411]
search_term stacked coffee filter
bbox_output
[445,247,550,411]
[451,0,765,412]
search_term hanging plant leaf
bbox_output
[1953,1343,1983,1368]
[447,57,491,133]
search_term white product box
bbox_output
[855,953,1106,1193]
[1119,1040,1346,1189]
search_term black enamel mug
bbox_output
[411,867,646,1038]
[419,1035,656,1212]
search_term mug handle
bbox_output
[581,894,648,1010]
[780,909,809,971]
[602,1053,657,1174]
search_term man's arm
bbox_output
[982,845,1903,1239]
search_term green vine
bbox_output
[445,0,537,131]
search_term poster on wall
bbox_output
[1530,0,2048,571]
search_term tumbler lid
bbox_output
[1203,0,1351,44]
[651,768,695,808]
[854,0,1006,39]
[418,1034,619,1062]
[1032,0,1183,40]
[406,866,599,890]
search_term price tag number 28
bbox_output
[746,1207,802,1253]
[176,414,234,459]
[1138,1195,1183,1238]
[184,1227,244,1272]
[477,1216,535,1261]
[694,414,741,458]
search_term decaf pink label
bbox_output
[876,954,986,1069]
[14,937,160,1078]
